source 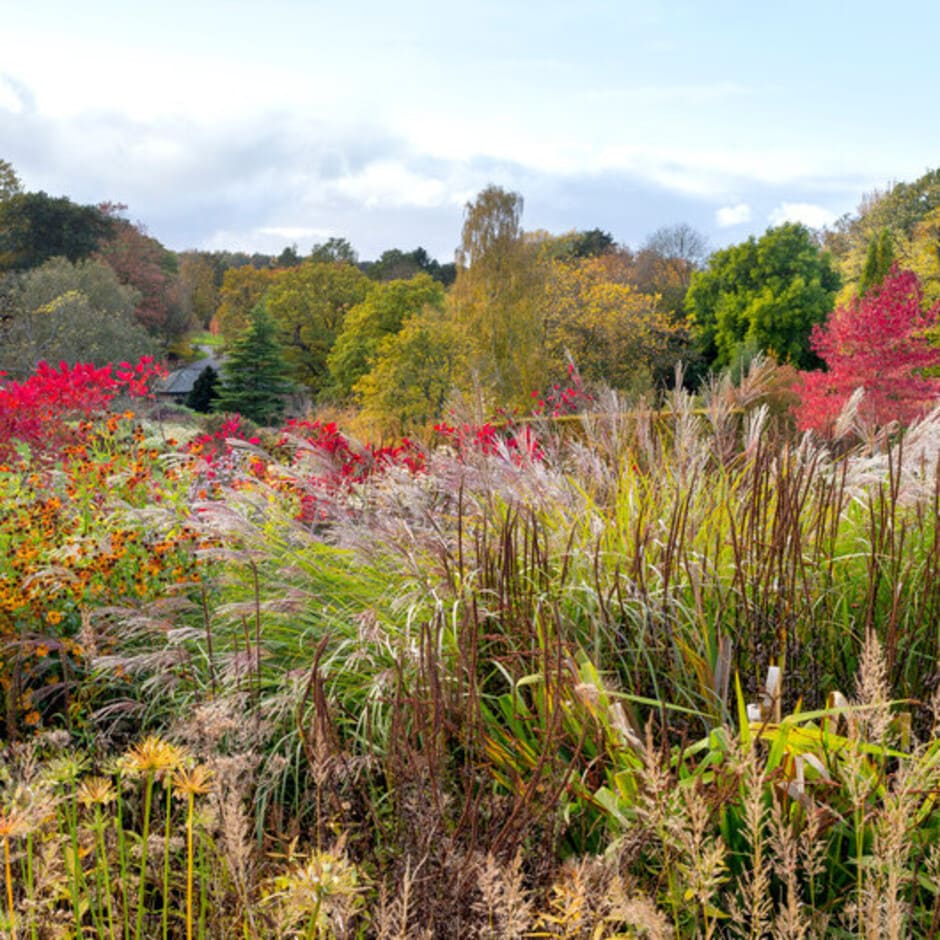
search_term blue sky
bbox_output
[2,0,938,260]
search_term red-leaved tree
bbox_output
[792,268,940,434]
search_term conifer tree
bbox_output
[858,228,895,297]
[216,304,292,424]
[185,364,219,413]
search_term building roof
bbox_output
[157,357,224,397]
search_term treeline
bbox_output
[4,154,940,433]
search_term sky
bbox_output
[2,0,939,262]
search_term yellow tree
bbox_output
[178,252,220,329]
[543,255,680,393]
[213,265,283,343]
[449,186,550,410]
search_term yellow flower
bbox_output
[77,776,117,808]
[172,764,214,799]
[122,736,186,778]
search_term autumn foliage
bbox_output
[792,268,940,434]
[0,356,165,463]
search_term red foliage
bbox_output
[531,362,596,418]
[0,357,165,464]
[792,268,940,434]
[95,211,185,339]
[184,415,427,522]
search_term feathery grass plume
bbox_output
[726,747,773,940]
[667,781,728,939]
[1,783,55,940]
[532,859,589,938]
[209,753,258,933]
[854,627,893,746]
[768,793,808,940]
[862,761,917,940]
[373,856,432,940]
[471,850,532,939]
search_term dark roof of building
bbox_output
[158,357,224,396]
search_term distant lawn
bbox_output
[188,330,225,348]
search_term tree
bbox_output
[825,167,940,303]
[686,223,840,370]
[276,244,302,267]
[264,261,370,393]
[0,159,21,202]
[213,265,283,343]
[457,185,524,270]
[178,252,220,329]
[532,229,617,263]
[354,305,461,434]
[362,247,456,286]
[642,223,709,269]
[0,257,153,377]
[216,305,293,424]
[449,185,551,408]
[0,191,114,272]
[95,209,190,345]
[186,364,220,413]
[310,237,358,264]
[792,268,940,434]
[858,229,895,298]
[543,255,681,392]
[328,274,445,397]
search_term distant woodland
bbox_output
[4,156,940,433]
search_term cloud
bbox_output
[0,73,33,114]
[0,71,863,261]
[768,202,838,229]
[716,203,752,227]
[328,161,452,210]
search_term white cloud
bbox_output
[769,202,837,229]
[257,226,333,243]
[329,161,450,209]
[716,203,752,227]
[0,75,26,114]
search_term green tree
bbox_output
[216,305,293,424]
[363,247,456,285]
[0,191,114,272]
[540,228,617,262]
[276,244,302,267]
[685,223,840,370]
[327,274,445,397]
[0,159,21,202]
[858,229,895,298]
[186,364,220,413]
[310,237,358,264]
[0,257,153,376]
[264,261,370,394]
[355,305,460,434]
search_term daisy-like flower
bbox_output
[42,752,89,788]
[122,735,186,778]
[77,775,117,808]
[0,783,55,839]
[172,764,214,799]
